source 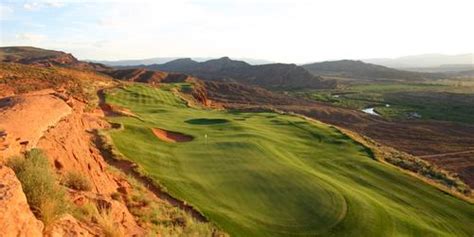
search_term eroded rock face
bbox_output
[37,100,118,195]
[0,166,44,237]
[0,90,144,236]
[0,90,72,159]
[44,214,100,237]
[37,99,144,236]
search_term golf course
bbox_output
[105,84,474,237]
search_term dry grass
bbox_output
[104,165,226,237]
[73,201,124,237]
[62,171,92,191]
[6,149,69,226]
[96,205,124,237]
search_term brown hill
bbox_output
[302,60,444,81]
[140,57,337,90]
[0,46,108,71]
[0,62,113,98]
[105,68,193,84]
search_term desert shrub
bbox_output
[386,154,471,195]
[72,201,123,237]
[62,171,92,191]
[96,205,123,237]
[73,202,97,222]
[6,149,69,226]
[111,192,122,201]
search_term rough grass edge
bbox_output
[338,127,473,202]
[92,128,228,235]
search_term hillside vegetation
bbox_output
[302,60,443,81]
[105,84,474,237]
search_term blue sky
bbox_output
[1,0,473,63]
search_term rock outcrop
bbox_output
[37,98,144,236]
[0,90,72,159]
[0,166,44,236]
[44,214,99,237]
[37,99,118,195]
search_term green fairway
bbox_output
[106,84,474,237]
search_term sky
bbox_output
[0,0,473,64]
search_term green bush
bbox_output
[62,171,92,191]
[6,149,69,226]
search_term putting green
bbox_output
[106,84,474,237]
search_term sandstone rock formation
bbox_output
[37,99,118,195]
[0,166,44,236]
[44,214,99,237]
[0,90,72,159]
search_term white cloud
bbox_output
[0,4,13,20]
[82,1,474,61]
[16,33,47,42]
[97,18,122,28]
[23,1,65,11]
[45,1,65,8]
[6,0,474,62]
[23,2,41,11]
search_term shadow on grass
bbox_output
[185,118,230,125]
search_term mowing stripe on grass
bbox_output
[106,84,474,237]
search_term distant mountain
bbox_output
[93,57,181,66]
[140,57,336,90]
[446,69,474,78]
[0,46,108,70]
[92,57,274,66]
[104,68,193,84]
[302,60,443,81]
[364,54,474,68]
[401,64,474,73]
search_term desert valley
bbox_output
[1,0,474,236]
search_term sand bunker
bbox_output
[152,128,193,143]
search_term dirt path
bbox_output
[418,150,474,159]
